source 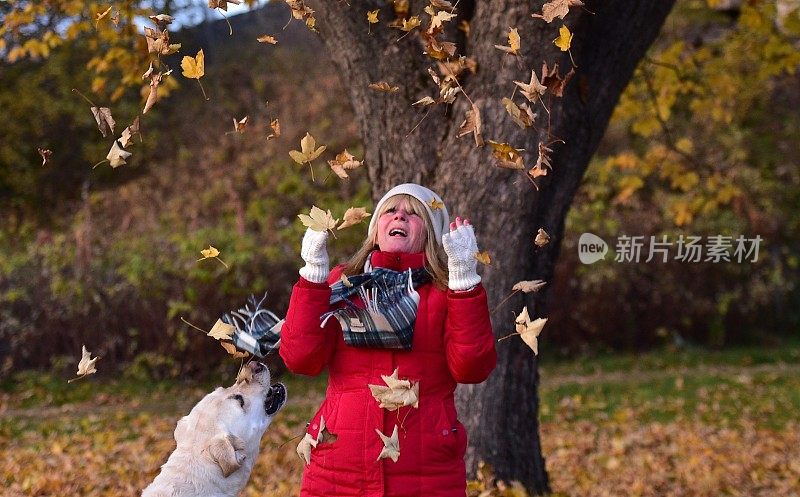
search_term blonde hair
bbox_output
[343,194,449,289]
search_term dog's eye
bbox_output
[229,394,245,409]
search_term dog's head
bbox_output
[174,362,287,477]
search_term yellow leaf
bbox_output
[337,207,371,230]
[400,16,421,31]
[474,251,491,265]
[368,81,400,93]
[289,132,327,164]
[327,149,362,179]
[554,25,573,51]
[257,34,278,44]
[494,27,520,55]
[181,49,205,79]
[298,205,338,232]
[199,246,220,259]
[429,199,444,210]
[487,140,525,169]
[208,319,235,340]
[367,10,379,23]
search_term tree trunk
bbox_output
[306,0,676,493]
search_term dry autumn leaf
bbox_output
[38,148,52,166]
[368,81,400,93]
[428,9,457,32]
[367,10,379,24]
[149,14,174,25]
[95,6,112,25]
[429,198,444,210]
[182,49,209,100]
[487,140,525,169]
[267,118,281,140]
[515,306,547,354]
[457,103,484,147]
[106,140,131,168]
[512,280,546,293]
[502,98,537,129]
[412,96,437,107]
[285,0,317,31]
[208,319,235,340]
[327,149,362,179]
[532,0,584,23]
[232,116,249,133]
[220,341,249,359]
[257,34,278,44]
[554,25,573,52]
[144,27,180,56]
[198,245,229,268]
[290,133,326,180]
[337,207,371,230]
[368,368,419,411]
[119,116,140,148]
[494,27,521,55]
[68,345,98,383]
[534,228,551,247]
[376,425,400,462]
[340,273,353,287]
[399,16,421,32]
[541,61,575,97]
[298,205,338,233]
[317,415,338,444]
[514,69,548,105]
[208,0,242,12]
[143,71,168,114]
[475,251,491,265]
[91,107,115,137]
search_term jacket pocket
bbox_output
[424,399,464,464]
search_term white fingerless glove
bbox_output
[299,228,330,283]
[442,224,481,291]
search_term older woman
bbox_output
[279,183,496,497]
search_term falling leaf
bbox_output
[38,148,52,166]
[91,107,115,137]
[475,251,491,265]
[110,10,120,26]
[368,81,400,93]
[554,25,573,51]
[399,16,421,31]
[143,71,164,114]
[149,14,174,25]
[368,368,419,411]
[487,140,525,170]
[429,10,457,31]
[376,425,400,462]
[534,142,554,170]
[514,69,548,104]
[327,149,363,179]
[284,0,317,31]
[232,116,249,133]
[142,62,154,80]
[144,27,180,55]
[267,118,281,140]
[501,98,537,129]
[512,280,546,293]
[289,133,326,164]
[208,319,235,340]
[532,0,584,23]
[494,27,521,55]
[515,306,547,354]
[198,245,229,268]
[181,49,205,79]
[337,207,371,230]
[119,116,140,148]
[68,345,98,383]
[95,6,112,24]
[367,10,379,24]
[257,34,278,44]
[220,341,249,359]
[534,228,550,247]
[296,432,317,465]
[541,61,575,97]
[430,0,455,9]
[457,103,484,147]
[412,96,437,107]
[298,205,338,233]
[106,140,131,168]
[209,0,242,11]
[429,199,444,210]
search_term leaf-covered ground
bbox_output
[2,346,799,496]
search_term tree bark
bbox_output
[306,0,676,493]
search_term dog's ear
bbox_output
[206,433,247,477]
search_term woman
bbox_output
[279,183,496,497]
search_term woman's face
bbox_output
[375,198,427,253]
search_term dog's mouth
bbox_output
[264,383,286,415]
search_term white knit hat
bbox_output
[367,183,450,246]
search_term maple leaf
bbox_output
[487,140,525,169]
[208,319,235,341]
[515,306,547,354]
[376,425,400,462]
[257,34,278,44]
[68,345,98,383]
[421,31,457,60]
[512,280,546,293]
[106,140,131,168]
[267,118,281,140]
[429,10,457,32]
[144,27,180,55]
[458,103,484,147]
[119,117,140,148]
[298,205,338,233]
[197,245,229,268]
[220,341,249,359]
[367,10,379,24]
[475,251,491,265]
[502,98,537,129]
[514,69,547,104]
[285,0,317,31]
[38,148,52,167]
[429,199,444,210]
[399,16,421,32]
[541,61,575,97]
[534,228,551,247]
[296,432,317,465]
[554,25,573,52]
[232,116,249,133]
[337,207,371,230]
[532,0,584,23]
[181,49,205,79]
[494,27,521,55]
[327,149,362,179]
[91,107,115,138]
[368,81,400,93]
[290,132,326,164]
[368,368,419,411]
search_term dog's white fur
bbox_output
[142,362,286,497]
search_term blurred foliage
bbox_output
[553,0,800,352]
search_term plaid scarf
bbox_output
[321,267,431,350]
[221,293,284,358]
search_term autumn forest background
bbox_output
[1,0,799,496]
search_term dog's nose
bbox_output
[250,362,266,373]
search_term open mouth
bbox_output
[264,383,287,415]
[388,228,407,237]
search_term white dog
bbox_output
[142,361,287,497]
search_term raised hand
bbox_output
[441,217,481,291]
[299,228,330,283]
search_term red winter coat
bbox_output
[279,250,496,497]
